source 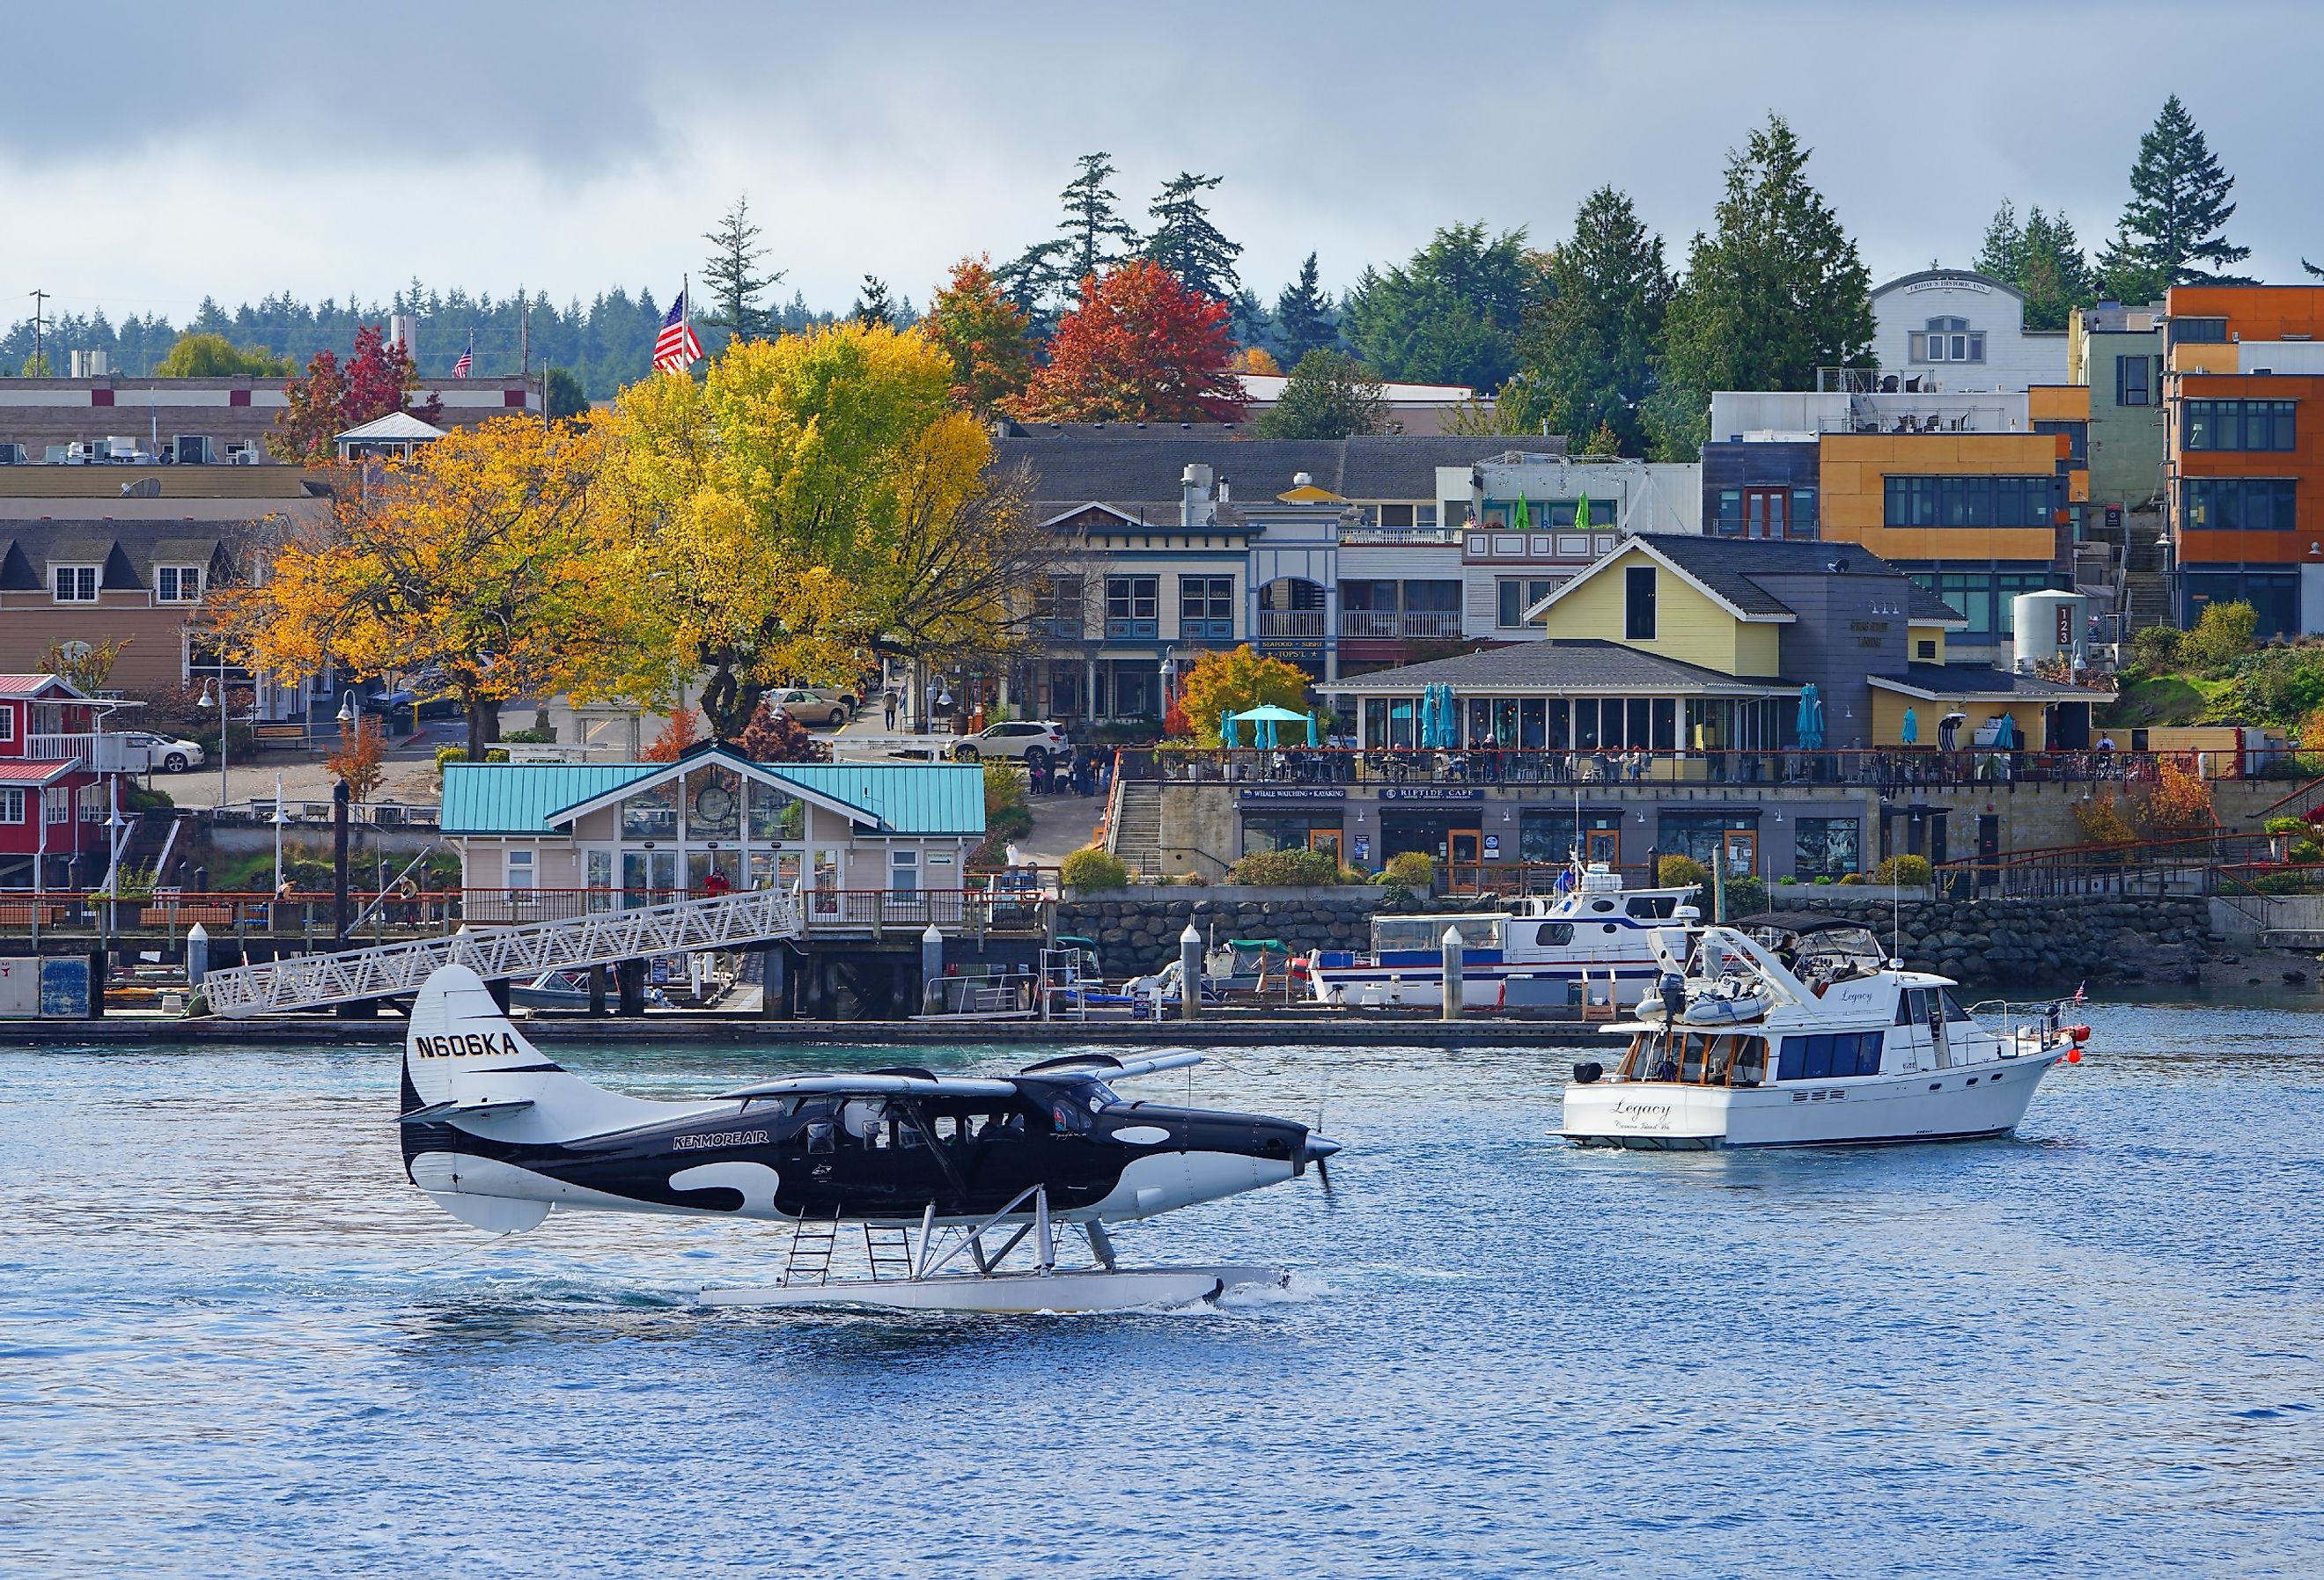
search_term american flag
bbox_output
[451,334,473,378]
[653,287,703,374]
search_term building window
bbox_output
[45,787,70,825]
[79,783,104,822]
[888,849,920,893]
[2171,317,2230,345]
[1793,818,1861,880]
[2186,571,2301,640]
[1104,576,1158,639]
[2033,420,2088,467]
[1179,575,1234,640]
[0,706,12,743]
[504,849,536,889]
[1712,489,1743,534]
[1497,577,1555,628]
[1377,503,1414,529]
[2183,478,2298,533]
[155,565,204,602]
[1915,570,2058,636]
[52,565,99,602]
[2115,355,2152,407]
[1790,488,1819,534]
[2182,399,2298,452]
[1884,476,2056,530]
[0,788,22,824]
[1032,576,1083,636]
[1624,565,1657,641]
[1916,639,1938,660]
[1912,317,1984,364]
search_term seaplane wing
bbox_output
[713,1074,1020,1101]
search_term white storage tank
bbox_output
[2012,589,2089,669]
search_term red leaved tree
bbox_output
[921,255,1037,417]
[734,702,832,763]
[268,325,443,462]
[1006,259,1246,423]
[642,705,705,762]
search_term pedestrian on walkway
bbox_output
[883,690,898,731]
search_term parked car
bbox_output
[123,731,205,773]
[950,721,1067,766]
[364,686,465,722]
[770,687,851,728]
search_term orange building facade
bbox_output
[2164,285,2324,636]
[1816,430,2073,654]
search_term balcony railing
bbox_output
[26,732,134,772]
[1339,525,1461,547]
[1106,617,1159,641]
[1256,610,1327,639]
[1339,611,1466,639]
[1180,618,1235,643]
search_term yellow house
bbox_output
[1533,537,1788,677]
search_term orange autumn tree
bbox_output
[2140,753,2219,835]
[1006,259,1246,423]
[1178,645,1315,746]
[212,415,630,762]
[921,255,1038,417]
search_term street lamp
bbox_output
[272,773,289,897]
[197,677,229,812]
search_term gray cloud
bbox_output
[4,0,2322,317]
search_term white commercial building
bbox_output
[1870,270,2066,393]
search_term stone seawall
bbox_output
[1756,893,2219,990]
[1060,887,2224,990]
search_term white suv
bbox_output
[952,721,1068,766]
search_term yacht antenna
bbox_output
[1891,869,1903,966]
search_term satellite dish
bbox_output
[121,476,162,498]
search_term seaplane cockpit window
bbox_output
[841,1099,888,1147]
[1083,1082,1122,1112]
[1048,1095,1094,1135]
[740,1095,802,1117]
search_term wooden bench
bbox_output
[254,723,310,749]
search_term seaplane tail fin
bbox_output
[403,964,686,1143]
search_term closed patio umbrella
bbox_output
[1795,683,1826,750]
[1305,710,1320,748]
[1220,709,1239,748]
[1991,713,2018,749]
[1900,705,1918,746]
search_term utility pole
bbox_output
[27,289,48,376]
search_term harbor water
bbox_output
[4,1003,2320,1577]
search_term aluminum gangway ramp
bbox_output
[201,888,805,1017]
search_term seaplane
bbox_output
[398,965,1341,1313]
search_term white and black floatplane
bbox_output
[1561,915,2090,1150]
[400,965,1339,1313]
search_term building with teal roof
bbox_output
[439,744,987,903]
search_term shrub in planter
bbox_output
[1838,871,1864,885]
[1873,854,1933,886]
[1059,847,1130,892]
[1777,875,1797,886]
[1226,847,1341,886]
[2292,838,2324,863]
[2265,816,2313,835]
[1724,875,1768,916]
[1658,854,1709,889]
[1813,874,1835,886]
[1381,851,1434,889]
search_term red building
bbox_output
[0,674,129,889]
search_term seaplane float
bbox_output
[1561,915,2090,1149]
[399,965,1339,1313]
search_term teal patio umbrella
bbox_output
[1900,705,1918,746]
[1991,713,2018,749]
[1305,710,1320,747]
[1795,683,1826,750]
[1220,709,1239,748]
[1235,704,1307,752]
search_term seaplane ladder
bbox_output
[199,887,806,1018]
[784,1210,843,1287]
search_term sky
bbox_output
[6,0,2323,328]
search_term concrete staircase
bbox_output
[1109,783,1164,879]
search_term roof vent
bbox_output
[1292,471,1313,487]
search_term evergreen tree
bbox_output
[1144,172,1240,302]
[1226,289,1276,356]
[1342,223,1544,393]
[700,194,782,342]
[1975,199,2024,282]
[1253,350,1386,440]
[2016,207,2098,328]
[1057,151,1140,285]
[1650,115,1873,459]
[2097,95,2254,300]
[1273,254,1337,364]
[853,276,896,328]
[1517,186,1670,457]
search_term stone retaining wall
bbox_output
[1060,886,2222,990]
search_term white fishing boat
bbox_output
[1562,917,2087,1149]
[1307,863,1699,1010]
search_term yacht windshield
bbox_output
[1618,1027,1768,1087]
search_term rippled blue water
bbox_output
[4,1005,2321,1577]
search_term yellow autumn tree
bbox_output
[209,415,629,761]
[1178,645,1316,746]
[600,321,1065,740]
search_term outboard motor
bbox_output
[1658,972,1687,1025]
[1571,1061,1604,1084]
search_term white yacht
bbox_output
[1561,917,2087,1150]
[1307,863,1700,1011]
